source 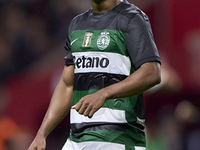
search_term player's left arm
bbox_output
[72,61,161,118]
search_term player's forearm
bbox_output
[102,62,161,100]
[36,66,74,138]
[38,85,73,138]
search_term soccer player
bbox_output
[28,0,161,149]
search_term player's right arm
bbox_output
[28,65,74,150]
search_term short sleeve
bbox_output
[126,13,161,70]
[64,36,74,66]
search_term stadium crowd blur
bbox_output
[0,0,200,150]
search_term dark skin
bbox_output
[28,0,161,149]
[91,0,122,13]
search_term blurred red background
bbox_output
[0,0,200,150]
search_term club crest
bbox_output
[97,31,110,50]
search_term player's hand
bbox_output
[72,91,107,118]
[28,135,46,150]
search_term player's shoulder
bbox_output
[118,0,147,20]
[68,9,92,34]
[115,1,149,32]
[72,9,91,23]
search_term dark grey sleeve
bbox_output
[64,36,74,66]
[126,13,161,70]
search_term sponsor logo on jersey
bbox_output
[73,52,131,75]
[70,38,78,46]
[82,32,93,47]
[74,55,109,69]
[97,31,110,50]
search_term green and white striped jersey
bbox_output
[64,0,160,149]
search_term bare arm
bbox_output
[72,62,161,118]
[28,65,74,150]
[103,62,161,98]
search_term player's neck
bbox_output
[91,0,122,13]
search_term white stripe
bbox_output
[135,146,146,150]
[73,52,131,76]
[62,139,125,150]
[70,108,127,124]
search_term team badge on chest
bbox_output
[97,31,110,50]
[82,32,93,47]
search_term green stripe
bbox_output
[69,29,127,56]
[72,90,138,123]
[72,91,137,109]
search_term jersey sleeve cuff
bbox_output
[135,56,161,70]
[64,56,75,66]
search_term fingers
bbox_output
[72,102,91,116]
[72,105,96,118]
[88,108,96,118]
[78,103,88,115]
[72,100,96,118]
[72,100,84,114]
[84,106,93,117]
[71,93,105,118]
